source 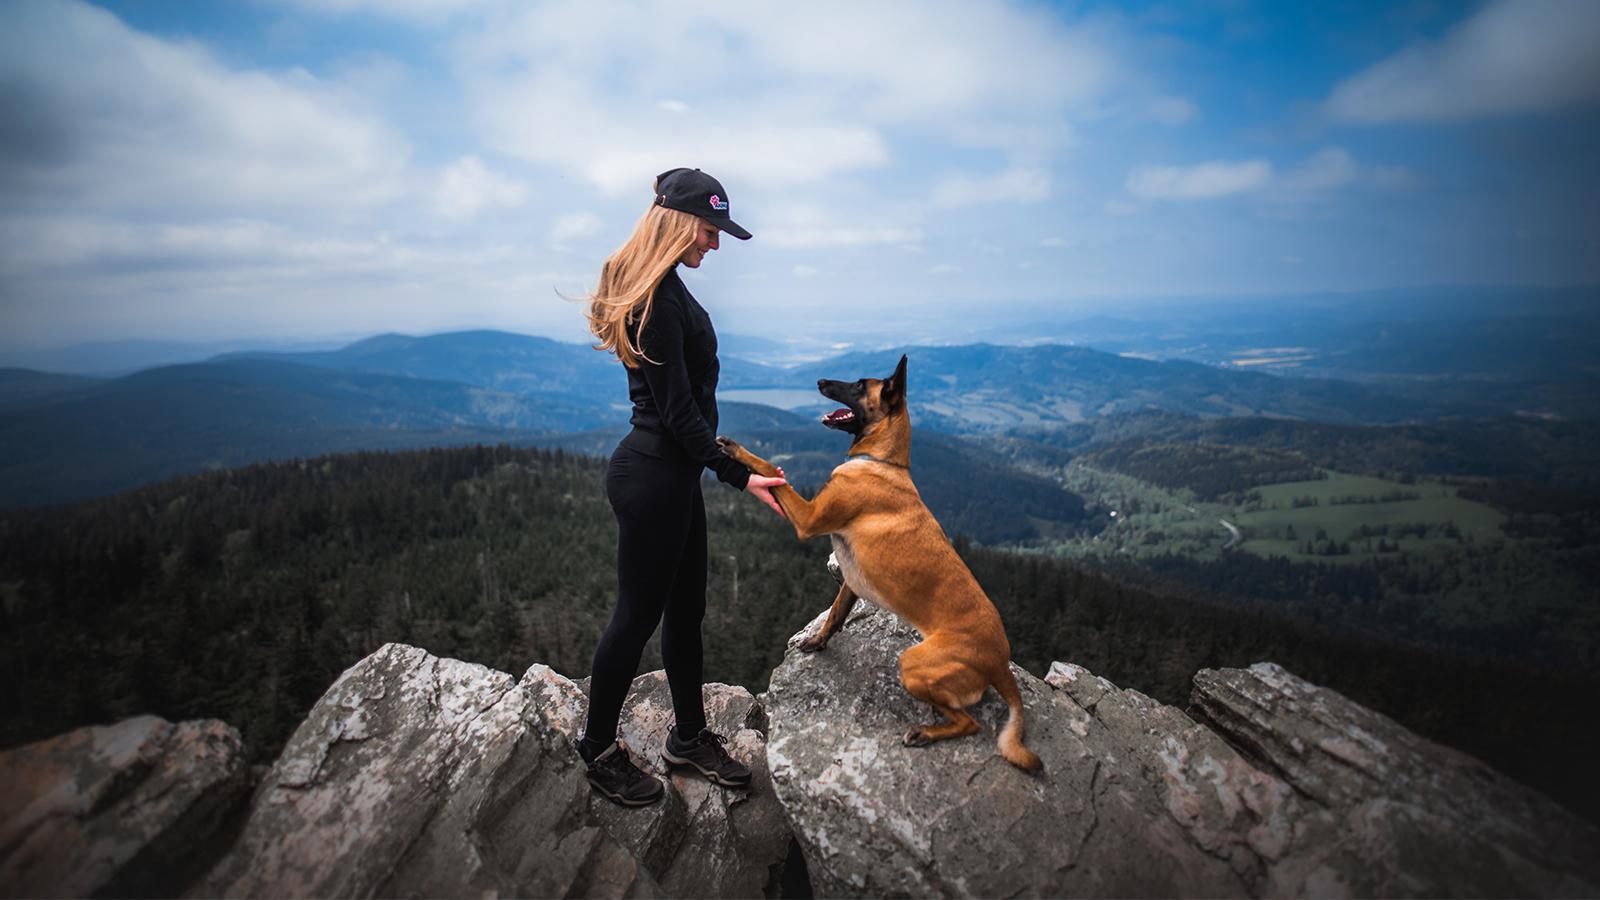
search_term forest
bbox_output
[1,444,1596,827]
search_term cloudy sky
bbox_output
[2,0,1597,353]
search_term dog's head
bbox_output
[817,354,907,436]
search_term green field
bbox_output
[1238,471,1505,561]
[1041,463,1506,565]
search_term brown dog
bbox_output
[717,355,1042,771]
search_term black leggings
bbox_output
[582,445,709,747]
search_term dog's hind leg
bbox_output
[897,641,986,747]
[799,583,860,653]
[902,704,981,747]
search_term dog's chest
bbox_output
[829,534,882,606]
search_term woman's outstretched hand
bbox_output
[747,468,788,519]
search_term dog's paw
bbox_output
[715,435,741,458]
[902,727,932,747]
[798,634,828,653]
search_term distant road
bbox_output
[1220,519,1242,549]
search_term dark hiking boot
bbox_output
[578,739,664,807]
[662,728,752,788]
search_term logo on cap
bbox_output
[709,194,729,211]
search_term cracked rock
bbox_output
[766,603,1600,898]
[190,643,656,898]
[187,642,791,899]
[0,715,249,898]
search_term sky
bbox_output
[1,0,1598,353]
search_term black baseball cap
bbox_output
[654,167,752,240]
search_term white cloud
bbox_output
[1324,0,1600,124]
[931,166,1051,208]
[1124,149,1412,204]
[929,263,961,275]
[762,224,923,250]
[792,264,818,277]
[759,204,922,250]
[1279,147,1417,195]
[1126,159,1273,200]
[550,212,604,242]
[1279,147,1358,192]
[473,70,891,195]
[458,0,1120,193]
[0,0,414,216]
[436,156,528,220]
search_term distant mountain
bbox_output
[1011,408,1600,500]
[216,329,791,402]
[0,359,1088,542]
[781,343,1449,429]
[212,328,1550,425]
[9,326,1585,511]
[0,358,612,509]
[0,368,104,411]
[0,337,351,377]
[1028,287,1600,419]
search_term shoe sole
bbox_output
[661,747,753,788]
[586,772,664,807]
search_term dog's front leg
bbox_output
[798,583,859,653]
[716,436,845,540]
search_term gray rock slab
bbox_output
[0,715,248,898]
[1191,662,1600,897]
[529,666,793,898]
[767,602,1600,898]
[765,604,1245,898]
[191,643,657,899]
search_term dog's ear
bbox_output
[881,354,908,407]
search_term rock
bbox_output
[766,603,1600,898]
[0,715,248,898]
[192,643,658,899]
[1190,662,1600,897]
[528,666,793,898]
[191,642,791,899]
[766,604,1243,897]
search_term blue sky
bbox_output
[1,0,1597,352]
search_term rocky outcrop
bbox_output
[1187,661,1600,897]
[766,602,1600,898]
[190,643,789,899]
[0,715,248,898]
[8,616,1599,899]
[527,665,791,898]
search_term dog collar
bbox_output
[847,452,908,469]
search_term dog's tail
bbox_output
[994,666,1043,772]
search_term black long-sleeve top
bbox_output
[618,267,752,490]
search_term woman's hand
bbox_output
[746,469,788,519]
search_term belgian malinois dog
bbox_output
[716,355,1042,771]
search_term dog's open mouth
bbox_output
[822,407,856,427]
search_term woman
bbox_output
[579,167,788,807]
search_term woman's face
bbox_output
[679,219,721,268]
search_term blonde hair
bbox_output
[586,202,702,368]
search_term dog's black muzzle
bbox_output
[818,378,867,434]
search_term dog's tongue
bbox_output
[824,408,854,423]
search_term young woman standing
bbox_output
[580,167,787,806]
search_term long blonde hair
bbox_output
[586,202,702,368]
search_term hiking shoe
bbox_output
[578,739,664,807]
[662,728,752,788]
